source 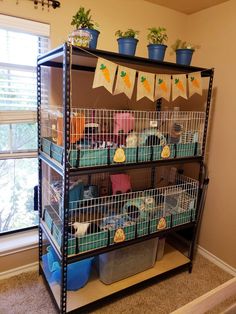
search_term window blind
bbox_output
[0,27,49,111]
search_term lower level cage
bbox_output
[42,171,198,257]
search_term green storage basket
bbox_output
[176,143,196,158]
[78,149,108,167]
[172,210,192,226]
[41,137,51,155]
[137,220,149,237]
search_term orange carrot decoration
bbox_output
[141,76,151,93]
[121,71,131,88]
[158,78,168,93]
[191,76,200,88]
[100,64,110,82]
[175,78,185,92]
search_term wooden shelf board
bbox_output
[42,244,190,312]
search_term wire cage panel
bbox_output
[40,109,205,168]
[42,172,199,257]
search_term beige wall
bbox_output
[1,0,235,271]
[0,0,187,57]
[186,0,236,268]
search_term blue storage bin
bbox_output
[45,245,93,291]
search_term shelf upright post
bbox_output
[201,69,214,159]
[151,98,162,188]
[37,62,43,273]
[60,42,71,314]
[188,69,214,266]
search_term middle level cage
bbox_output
[41,108,205,168]
[42,165,199,257]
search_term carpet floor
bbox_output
[0,254,234,314]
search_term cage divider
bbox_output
[107,146,111,165]
[75,237,79,254]
[136,146,139,163]
[174,144,177,158]
[76,146,80,168]
[194,142,198,156]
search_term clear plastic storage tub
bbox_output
[97,238,158,284]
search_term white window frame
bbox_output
[0,15,50,233]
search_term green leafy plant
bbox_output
[115,29,139,39]
[147,27,168,45]
[71,6,98,29]
[171,39,200,52]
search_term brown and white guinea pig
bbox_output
[71,222,100,237]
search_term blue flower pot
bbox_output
[117,38,138,56]
[147,44,167,61]
[176,49,194,66]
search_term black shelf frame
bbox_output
[37,42,214,314]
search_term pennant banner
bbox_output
[91,56,203,102]
[188,71,202,97]
[137,71,155,101]
[114,65,136,99]
[172,74,187,101]
[92,58,117,94]
[155,74,171,101]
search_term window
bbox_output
[0,15,50,233]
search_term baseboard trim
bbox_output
[0,261,38,280]
[198,245,236,277]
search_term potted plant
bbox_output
[147,27,168,61]
[171,39,200,66]
[115,29,139,56]
[71,6,100,49]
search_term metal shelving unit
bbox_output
[37,42,214,313]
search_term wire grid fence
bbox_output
[42,173,199,256]
[40,108,205,167]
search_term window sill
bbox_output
[0,229,38,256]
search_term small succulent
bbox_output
[147,27,168,45]
[115,29,139,39]
[171,39,200,52]
[71,6,98,30]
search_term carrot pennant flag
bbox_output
[114,65,136,99]
[155,74,171,101]
[172,74,187,101]
[137,71,155,101]
[92,57,117,94]
[188,71,202,97]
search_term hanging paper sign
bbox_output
[157,217,167,230]
[137,71,155,101]
[188,71,202,97]
[92,57,117,94]
[172,74,187,101]
[161,145,171,159]
[114,65,136,99]
[114,228,126,243]
[113,147,126,163]
[155,74,171,101]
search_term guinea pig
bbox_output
[72,221,100,237]
[126,132,138,148]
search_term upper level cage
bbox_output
[40,108,205,168]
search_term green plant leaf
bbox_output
[158,79,163,84]
[120,71,126,77]
[175,78,179,84]
[141,76,146,82]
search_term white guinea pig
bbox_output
[73,222,90,237]
[126,132,138,148]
